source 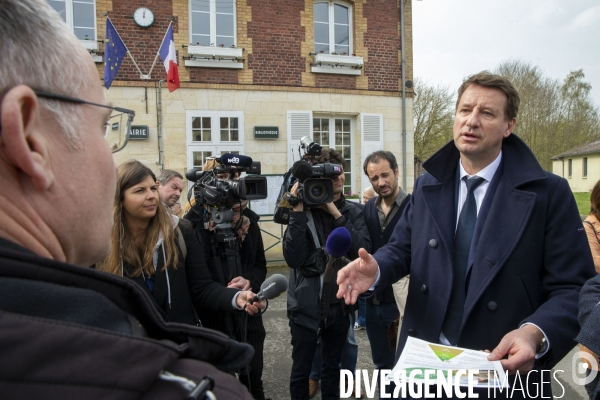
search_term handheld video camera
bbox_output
[273,137,342,225]
[186,154,268,214]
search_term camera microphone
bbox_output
[220,153,254,168]
[323,227,352,283]
[291,160,313,183]
[247,274,288,305]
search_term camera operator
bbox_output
[185,160,268,400]
[284,148,371,400]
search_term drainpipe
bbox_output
[156,80,165,170]
[400,0,407,190]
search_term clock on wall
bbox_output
[133,7,154,28]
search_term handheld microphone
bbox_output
[220,153,254,168]
[248,274,288,305]
[291,160,313,183]
[323,227,352,283]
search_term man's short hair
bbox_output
[0,0,90,144]
[156,169,183,185]
[456,71,520,121]
[311,148,347,170]
[362,151,398,176]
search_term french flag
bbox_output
[159,22,180,92]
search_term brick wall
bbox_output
[246,0,305,87]
[102,1,177,81]
[315,74,357,90]
[99,0,412,94]
[363,0,401,92]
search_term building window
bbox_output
[190,0,236,48]
[568,159,572,178]
[314,1,351,55]
[48,0,97,48]
[186,110,244,171]
[313,117,353,195]
[583,157,588,178]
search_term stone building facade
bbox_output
[51,0,414,259]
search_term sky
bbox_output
[412,0,600,107]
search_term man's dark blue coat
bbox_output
[374,134,595,370]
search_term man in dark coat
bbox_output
[337,72,595,398]
[283,149,371,400]
[362,150,411,374]
[0,1,253,398]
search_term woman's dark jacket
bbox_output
[124,220,239,326]
[283,198,371,331]
[186,207,267,332]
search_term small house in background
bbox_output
[552,137,600,192]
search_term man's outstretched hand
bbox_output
[336,248,379,305]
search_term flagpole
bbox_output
[107,16,145,79]
[147,21,173,78]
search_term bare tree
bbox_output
[495,61,600,171]
[413,78,455,162]
[413,62,599,171]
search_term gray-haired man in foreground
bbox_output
[0,1,252,398]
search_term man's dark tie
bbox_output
[443,176,485,345]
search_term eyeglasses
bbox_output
[33,90,135,153]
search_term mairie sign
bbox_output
[130,125,149,140]
[254,126,278,139]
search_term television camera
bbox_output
[273,136,343,225]
[186,153,267,247]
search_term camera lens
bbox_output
[311,186,323,197]
[306,180,328,203]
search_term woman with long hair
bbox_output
[100,160,260,325]
[584,179,600,273]
[581,179,600,399]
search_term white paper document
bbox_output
[386,337,509,389]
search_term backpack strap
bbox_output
[584,220,600,244]
[175,226,187,260]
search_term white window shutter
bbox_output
[287,111,313,168]
[360,113,384,176]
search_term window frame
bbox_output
[583,157,588,178]
[48,0,99,50]
[312,115,355,195]
[568,158,572,178]
[313,1,353,55]
[189,0,237,48]
[185,110,245,171]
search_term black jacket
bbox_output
[283,198,371,331]
[363,194,410,304]
[124,220,239,326]
[0,237,253,399]
[188,208,267,333]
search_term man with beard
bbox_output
[362,151,410,378]
[156,169,184,211]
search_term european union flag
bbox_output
[104,18,127,89]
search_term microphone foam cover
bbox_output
[291,160,313,183]
[220,153,253,168]
[326,227,352,258]
[260,273,289,299]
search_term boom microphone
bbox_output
[323,227,352,283]
[220,153,254,168]
[291,160,313,183]
[248,274,288,305]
